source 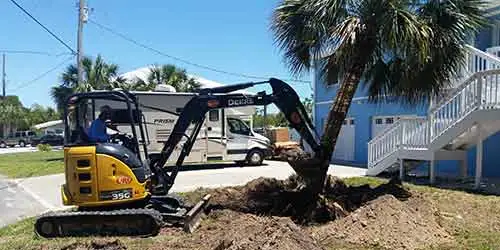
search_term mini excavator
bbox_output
[34,78,322,238]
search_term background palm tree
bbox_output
[50,55,124,114]
[271,0,486,193]
[134,64,201,92]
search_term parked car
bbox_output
[0,130,38,148]
[31,134,64,146]
[45,129,64,137]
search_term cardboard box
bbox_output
[266,127,289,143]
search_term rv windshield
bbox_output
[227,118,251,136]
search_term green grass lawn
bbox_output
[1,177,499,250]
[0,151,64,178]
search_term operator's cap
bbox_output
[100,105,112,113]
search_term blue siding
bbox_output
[475,27,492,51]
[315,93,428,165]
[418,131,500,178]
[313,23,500,176]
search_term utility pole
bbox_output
[2,53,5,98]
[77,0,87,86]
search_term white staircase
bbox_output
[367,45,500,177]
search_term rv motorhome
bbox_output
[95,90,271,166]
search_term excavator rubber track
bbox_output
[34,208,163,238]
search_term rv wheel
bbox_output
[247,149,264,166]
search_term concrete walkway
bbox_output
[0,177,48,227]
[3,161,366,226]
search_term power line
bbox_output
[9,55,75,92]
[8,0,76,55]
[0,50,72,57]
[88,19,311,84]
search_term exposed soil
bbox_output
[58,175,453,250]
[60,239,126,250]
[206,175,412,224]
[152,210,324,250]
[310,194,453,249]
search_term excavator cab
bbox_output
[36,90,210,238]
[61,90,152,207]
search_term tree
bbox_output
[253,96,312,128]
[134,64,201,92]
[271,0,485,193]
[0,96,28,136]
[51,55,124,113]
[302,95,313,120]
[27,104,60,126]
[50,86,74,115]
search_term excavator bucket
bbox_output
[183,194,212,233]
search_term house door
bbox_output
[332,118,355,161]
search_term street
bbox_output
[1,160,366,227]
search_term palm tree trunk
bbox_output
[310,62,366,195]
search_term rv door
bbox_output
[205,109,225,161]
[226,117,250,161]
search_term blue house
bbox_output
[313,2,500,187]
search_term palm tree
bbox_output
[51,55,124,112]
[134,64,201,92]
[271,0,486,193]
[50,86,74,115]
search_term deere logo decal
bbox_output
[228,98,254,107]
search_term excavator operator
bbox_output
[88,105,119,143]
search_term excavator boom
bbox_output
[153,78,322,193]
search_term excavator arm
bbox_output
[152,78,321,193]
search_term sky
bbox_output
[0,0,313,110]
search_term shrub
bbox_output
[37,144,52,152]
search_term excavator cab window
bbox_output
[63,91,150,160]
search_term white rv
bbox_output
[96,90,271,166]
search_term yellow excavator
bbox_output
[34,78,321,238]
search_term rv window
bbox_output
[209,110,219,122]
[227,118,251,136]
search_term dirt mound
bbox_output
[207,175,411,223]
[311,194,452,250]
[157,210,323,250]
[61,239,126,250]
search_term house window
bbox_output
[342,120,347,125]
[375,118,383,124]
[209,110,219,122]
[385,118,394,124]
[350,119,355,125]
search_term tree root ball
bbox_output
[207,174,412,224]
